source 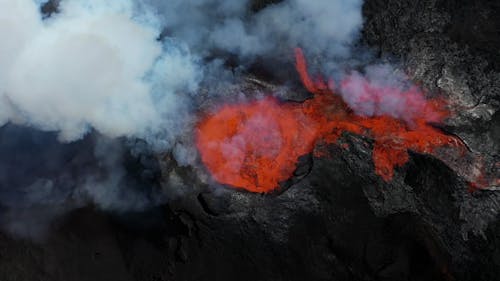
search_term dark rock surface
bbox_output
[363,0,499,186]
[0,1,498,281]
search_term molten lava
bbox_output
[196,48,463,192]
[196,98,321,192]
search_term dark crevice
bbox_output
[196,193,219,216]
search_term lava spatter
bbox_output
[195,48,463,192]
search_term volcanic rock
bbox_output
[0,1,498,281]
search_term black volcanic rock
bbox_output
[363,0,499,184]
[0,1,498,281]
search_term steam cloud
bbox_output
[0,0,201,146]
[0,0,202,238]
[142,0,363,58]
[0,0,365,148]
[339,65,440,124]
[0,0,431,238]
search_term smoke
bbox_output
[0,0,199,238]
[0,0,436,238]
[0,124,164,239]
[142,0,363,60]
[0,0,366,150]
[339,64,441,124]
[0,0,201,145]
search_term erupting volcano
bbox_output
[196,48,464,193]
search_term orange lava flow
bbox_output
[195,48,463,192]
[196,97,320,192]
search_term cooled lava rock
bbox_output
[0,1,498,281]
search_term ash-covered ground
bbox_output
[0,0,498,281]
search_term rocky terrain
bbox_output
[0,0,498,281]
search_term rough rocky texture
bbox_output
[0,145,454,281]
[0,1,498,281]
[363,0,499,187]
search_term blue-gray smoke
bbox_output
[0,0,364,238]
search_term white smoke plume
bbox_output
[0,0,201,239]
[142,0,363,59]
[0,0,367,238]
[339,64,441,124]
[0,0,201,145]
[0,0,365,149]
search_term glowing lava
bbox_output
[196,48,463,192]
[196,97,320,192]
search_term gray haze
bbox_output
[0,0,201,147]
[142,0,363,59]
[0,0,374,239]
